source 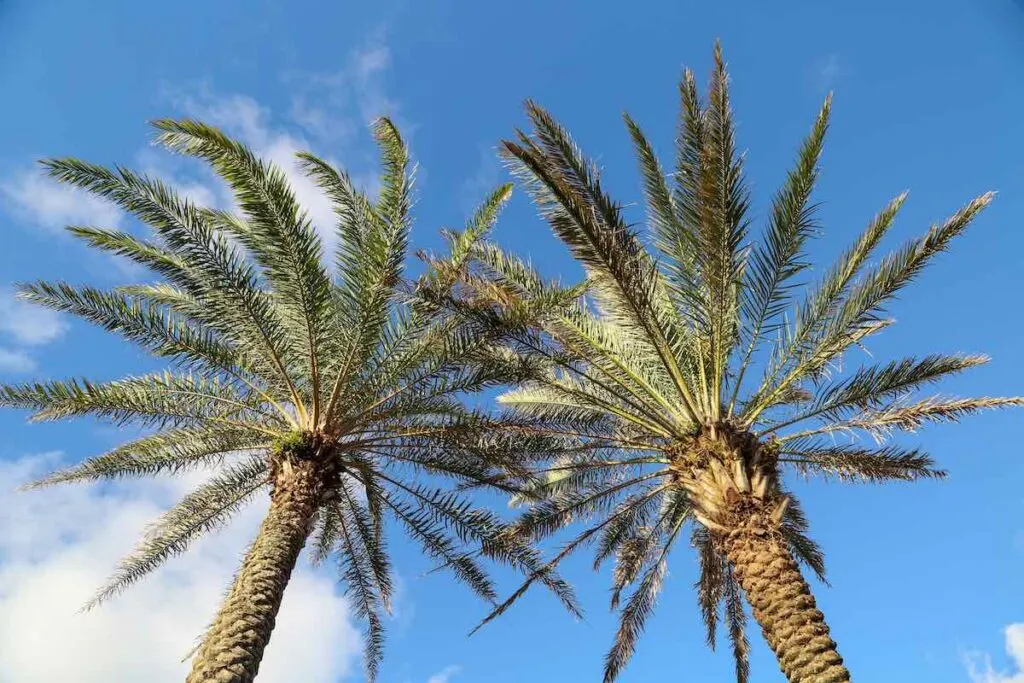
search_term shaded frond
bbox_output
[604,492,690,683]
[84,457,268,610]
[780,442,944,482]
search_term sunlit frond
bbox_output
[729,96,830,414]
[502,101,703,420]
[23,427,268,488]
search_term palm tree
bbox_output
[0,118,575,683]
[455,44,1022,682]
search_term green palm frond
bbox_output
[40,161,297,379]
[780,441,944,482]
[744,193,908,420]
[761,354,990,435]
[0,372,279,430]
[22,427,268,487]
[783,395,1024,441]
[84,456,268,610]
[152,118,334,424]
[604,491,690,683]
[728,95,830,414]
[19,281,248,374]
[334,473,391,679]
[502,102,703,421]
[295,151,376,276]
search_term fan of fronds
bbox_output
[443,44,1019,682]
[0,117,577,680]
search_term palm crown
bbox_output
[454,45,1021,683]
[0,118,572,682]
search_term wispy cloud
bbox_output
[0,348,35,373]
[0,453,361,682]
[1,170,122,233]
[459,144,504,214]
[2,34,400,279]
[288,35,397,143]
[965,624,1024,683]
[0,168,146,280]
[0,287,67,374]
[815,53,844,92]
[427,665,462,683]
[160,34,400,254]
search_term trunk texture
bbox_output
[721,520,850,683]
[186,458,321,683]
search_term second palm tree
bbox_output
[459,44,1020,683]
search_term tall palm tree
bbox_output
[455,45,1021,682]
[0,118,575,683]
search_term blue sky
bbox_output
[1,0,1023,681]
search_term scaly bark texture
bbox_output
[721,506,851,683]
[186,457,322,683]
[670,430,851,682]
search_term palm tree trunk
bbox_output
[186,458,321,683]
[721,518,851,683]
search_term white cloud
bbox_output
[161,99,341,255]
[2,36,400,288]
[1,170,122,233]
[0,288,67,346]
[0,453,361,682]
[426,665,461,683]
[0,348,35,373]
[287,33,399,140]
[966,625,1024,683]
[0,166,138,281]
[133,147,233,212]
[0,288,67,375]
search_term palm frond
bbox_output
[604,492,690,683]
[779,495,827,583]
[780,442,944,482]
[743,192,908,421]
[18,281,247,375]
[152,118,334,425]
[691,43,750,419]
[784,395,1024,441]
[23,427,267,488]
[334,476,389,682]
[295,151,377,277]
[84,457,267,610]
[729,95,830,414]
[0,372,281,431]
[502,101,703,420]
[378,488,496,603]
[763,353,990,434]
